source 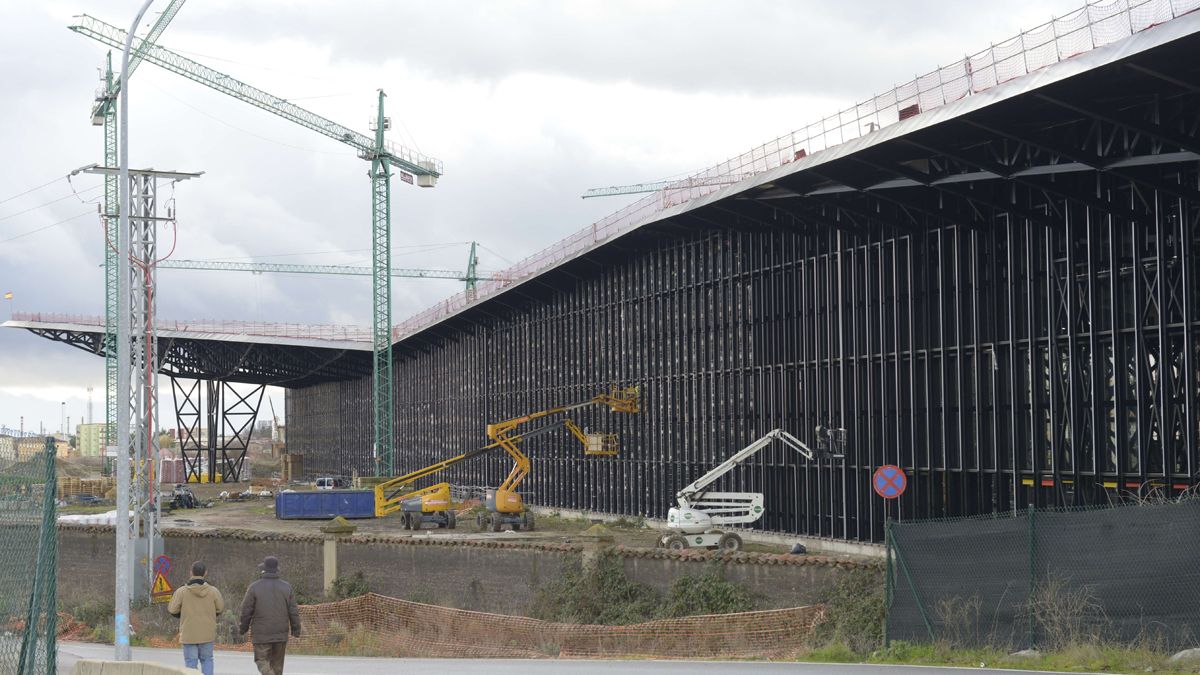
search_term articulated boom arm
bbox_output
[488,386,639,493]
[374,443,496,516]
[676,428,830,509]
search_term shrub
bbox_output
[660,566,756,617]
[330,571,370,601]
[531,554,660,625]
[811,569,885,656]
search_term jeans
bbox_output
[182,641,214,675]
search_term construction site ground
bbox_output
[122,481,793,553]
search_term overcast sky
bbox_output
[0,0,1087,433]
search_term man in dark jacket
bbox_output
[239,556,301,675]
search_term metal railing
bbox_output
[10,312,371,343]
[392,0,1200,343]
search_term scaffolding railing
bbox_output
[392,0,1200,343]
[10,312,372,343]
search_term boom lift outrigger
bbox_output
[662,427,844,552]
[481,387,640,532]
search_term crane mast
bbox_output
[73,14,443,476]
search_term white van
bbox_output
[315,476,348,490]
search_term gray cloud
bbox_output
[2,0,1090,430]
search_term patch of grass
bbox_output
[861,640,1195,674]
[805,642,859,662]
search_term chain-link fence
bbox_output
[886,498,1200,652]
[0,437,58,674]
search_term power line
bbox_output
[0,211,95,245]
[0,176,68,208]
[0,186,101,224]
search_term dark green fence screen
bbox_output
[0,437,58,674]
[886,498,1200,651]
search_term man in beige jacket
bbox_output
[167,561,225,675]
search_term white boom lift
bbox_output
[661,428,844,552]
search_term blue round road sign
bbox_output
[873,465,906,499]
[154,555,171,575]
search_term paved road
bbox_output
[58,642,1099,675]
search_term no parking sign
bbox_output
[872,465,906,499]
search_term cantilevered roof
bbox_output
[388,4,1200,353]
[4,315,370,387]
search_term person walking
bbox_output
[167,561,224,675]
[239,555,302,675]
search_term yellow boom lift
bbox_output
[373,386,639,531]
[481,386,640,532]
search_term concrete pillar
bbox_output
[323,536,337,595]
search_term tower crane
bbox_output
[72,14,443,476]
[94,1,189,461]
[582,173,756,199]
[155,242,501,294]
[661,427,845,552]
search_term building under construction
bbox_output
[13,2,1200,542]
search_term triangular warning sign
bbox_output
[152,572,173,596]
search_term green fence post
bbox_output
[884,520,894,648]
[17,437,57,674]
[1026,503,1036,650]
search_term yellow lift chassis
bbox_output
[481,386,639,532]
[373,442,497,528]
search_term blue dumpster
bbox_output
[274,489,375,519]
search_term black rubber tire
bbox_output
[717,532,743,552]
[665,535,689,551]
[524,513,535,531]
[490,513,502,532]
[403,513,413,531]
[447,510,457,530]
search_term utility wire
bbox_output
[0,186,101,224]
[0,176,68,208]
[0,211,95,245]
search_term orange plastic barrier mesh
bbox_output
[289,593,824,659]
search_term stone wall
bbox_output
[58,525,877,616]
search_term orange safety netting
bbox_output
[289,593,824,659]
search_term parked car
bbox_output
[315,476,349,490]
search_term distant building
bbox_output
[0,436,14,461]
[76,423,107,457]
[15,437,45,461]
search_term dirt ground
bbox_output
[53,456,797,554]
[146,482,801,553]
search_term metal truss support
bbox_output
[171,378,264,484]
